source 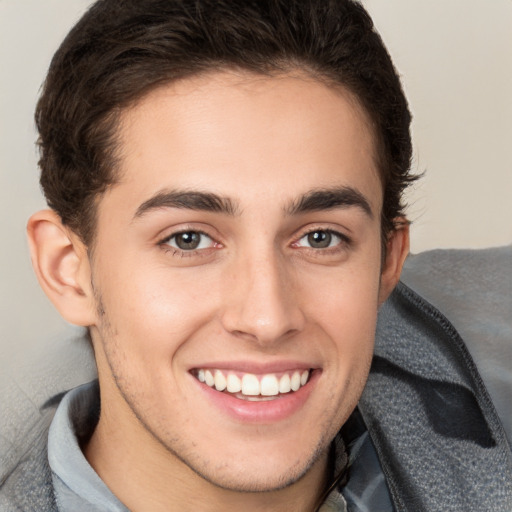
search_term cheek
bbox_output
[300,253,381,384]
[303,253,382,331]
[94,262,220,364]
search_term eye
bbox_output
[164,231,214,251]
[296,229,345,249]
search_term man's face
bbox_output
[87,71,393,492]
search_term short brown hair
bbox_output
[36,0,415,245]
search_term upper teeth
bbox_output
[196,369,310,396]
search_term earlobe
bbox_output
[378,219,410,305]
[27,210,96,326]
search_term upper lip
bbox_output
[189,360,318,374]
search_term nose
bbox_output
[220,251,305,346]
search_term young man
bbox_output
[4,1,511,511]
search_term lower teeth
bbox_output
[231,392,282,401]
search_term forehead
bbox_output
[103,71,381,217]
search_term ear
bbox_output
[27,210,96,326]
[378,218,410,305]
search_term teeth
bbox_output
[244,395,278,402]
[196,368,310,398]
[290,371,301,391]
[260,374,279,396]
[214,370,227,391]
[226,373,242,393]
[242,374,260,396]
[205,370,214,387]
[279,374,291,393]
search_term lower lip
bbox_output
[195,370,320,424]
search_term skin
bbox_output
[28,71,409,511]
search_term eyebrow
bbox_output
[133,185,373,220]
[134,190,239,218]
[286,186,373,218]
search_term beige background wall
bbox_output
[365,0,512,250]
[1,0,511,357]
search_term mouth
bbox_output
[192,368,311,402]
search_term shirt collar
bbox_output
[48,380,128,511]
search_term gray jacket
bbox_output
[1,247,511,511]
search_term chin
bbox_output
[173,430,331,494]
[193,456,317,493]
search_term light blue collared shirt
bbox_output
[48,381,129,511]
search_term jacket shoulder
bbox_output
[400,246,512,440]
[361,247,512,511]
[0,404,58,511]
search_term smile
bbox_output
[194,369,311,401]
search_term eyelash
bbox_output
[292,228,351,252]
[158,226,351,258]
[158,230,219,257]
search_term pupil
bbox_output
[176,232,200,250]
[308,231,331,248]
